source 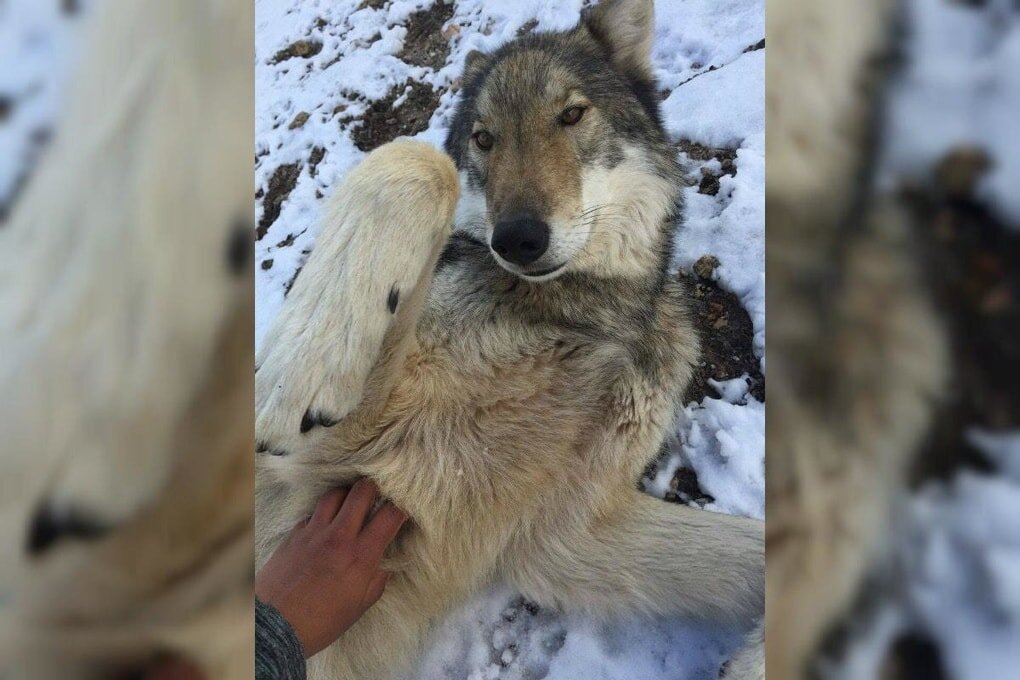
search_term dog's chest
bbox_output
[363,264,662,489]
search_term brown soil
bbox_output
[397,2,455,70]
[681,270,765,405]
[349,80,442,152]
[256,162,302,240]
[906,147,1020,483]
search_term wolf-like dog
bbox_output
[255,1,765,678]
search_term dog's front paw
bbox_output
[255,327,367,455]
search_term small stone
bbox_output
[694,254,721,279]
[270,40,323,64]
[261,259,274,270]
[288,111,310,129]
[935,146,991,200]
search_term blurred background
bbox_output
[1,0,1018,678]
[1,1,253,678]
[767,0,1020,678]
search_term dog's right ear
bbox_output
[463,49,491,81]
[580,0,655,79]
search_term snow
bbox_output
[881,0,1020,225]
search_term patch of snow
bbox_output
[882,0,1020,224]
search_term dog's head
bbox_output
[445,0,681,281]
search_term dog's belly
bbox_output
[351,341,622,549]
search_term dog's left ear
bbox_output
[581,0,655,79]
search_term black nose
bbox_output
[491,216,550,267]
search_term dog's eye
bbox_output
[560,106,586,126]
[472,130,493,151]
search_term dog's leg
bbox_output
[255,140,459,455]
[508,488,764,626]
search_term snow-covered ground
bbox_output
[253,0,764,676]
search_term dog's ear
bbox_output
[581,0,655,78]
[463,49,491,80]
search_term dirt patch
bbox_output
[349,80,442,152]
[516,18,540,37]
[269,39,322,65]
[257,162,302,240]
[879,632,948,680]
[906,147,1020,483]
[680,269,764,405]
[397,2,455,70]
[663,466,715,507]
[677,139,737,196]
[0,95,13,123]
[743,38,765,53]
[308,146,326,177]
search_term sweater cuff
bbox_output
[255,599,307,680]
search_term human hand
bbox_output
[254,479,408,658]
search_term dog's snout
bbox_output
[491,216,550,267]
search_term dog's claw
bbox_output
[300,409,340,434]
[300,410,315,433]
[26,502,110,556]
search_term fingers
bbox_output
[333,478,379,532]
[364,570,390,607]
[359,502,407,564]
[308,487,348,526]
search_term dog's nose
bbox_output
[491,216,550,267]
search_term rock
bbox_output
[288,111,310,129]
[935,146,991,200]
[308,146,326,177]
[257,162,302,240]
[694,254,721,279]
[270,40,323,65]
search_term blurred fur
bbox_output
[0,1,254,677]
[754,0,948,677]
[255,1,764,678]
